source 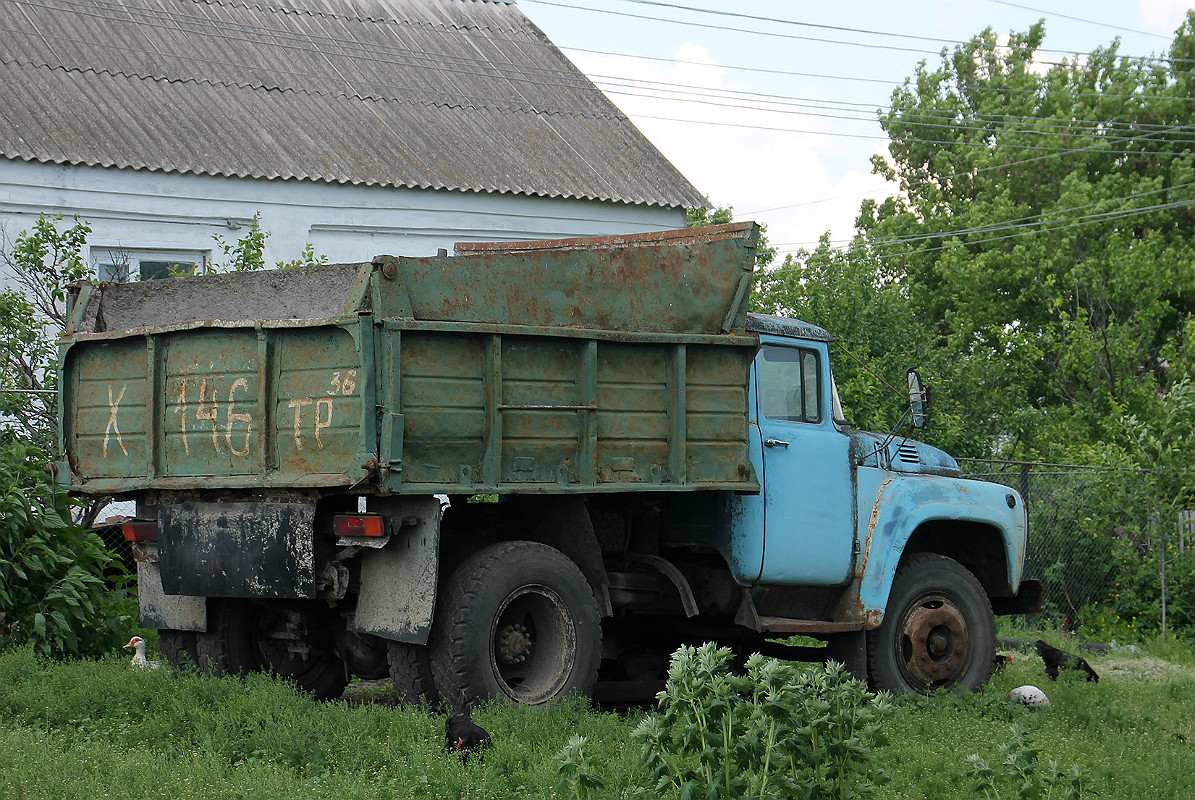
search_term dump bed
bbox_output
[59,223,761,496]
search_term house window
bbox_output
[92,248,206,282]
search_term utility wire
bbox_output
[523,0,1192,67]
[628,110,1195,154]
[597,74,1190,133]
[986,0,1173,40]
[10,11,1188,144]
[770,183,1195,249]
[11,0,1195,122]
[595,79,1195,142]
[567,44,1195,105]
[743,123,1186,215]
[769,179,1195,247]
[766,197,1195,263]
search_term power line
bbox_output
[770,182,1195,249]
[767,197,1195,263]
[986,0,1173,40]
[523,0,1192,67]
[13,0,1195,128]
[594,77,1195,142]
[742,123,1188,216]
[616,0,974,48]
[13,19,1193,156]
[628,109,1195,155]
[567,43,1195,105]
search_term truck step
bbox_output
[756,617,865,634]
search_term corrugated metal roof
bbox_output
[0,0,708,208]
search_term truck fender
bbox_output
[352,496,441,644]
[855,475,1027,624]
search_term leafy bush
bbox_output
[0,439,135,657]
[966,725,1091,800]
[626,643,892,800]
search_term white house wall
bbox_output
[0,161,688,283]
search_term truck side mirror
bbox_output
[908,369,929,429]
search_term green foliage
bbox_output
[756,14,1195,463]
[630,643,892,800]
[0,214,92,448]
[277,241,329,270]
[4,635,1195,798]
[966,725,1091,800]
[0,439,135,658]
[556,735,605,800]
[209,212,269,273]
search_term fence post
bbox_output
[1160,527,1168,642]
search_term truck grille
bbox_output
[896,443,920,464]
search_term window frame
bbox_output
[758,343,823,424]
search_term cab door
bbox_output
[755,339,855,585]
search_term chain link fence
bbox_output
[961,459,1195,638]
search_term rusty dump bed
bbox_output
[59,223,762,496]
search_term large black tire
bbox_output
[387,640,439,706]
[867,553,996,694]
[158,629,199,669]
[429,541,601,706]
[197,600,349,700]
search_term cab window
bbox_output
[758,345,821,423]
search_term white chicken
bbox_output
[123,636,161,670]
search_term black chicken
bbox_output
[1035,639,1100,682]
[444,698,491,763]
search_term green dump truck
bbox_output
[59,222,1036,703]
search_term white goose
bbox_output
[123,636,161,670]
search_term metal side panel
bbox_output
[351,496,440,644]
[158,502,316,598]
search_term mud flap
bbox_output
[351,496,440,644]
[159,502,316,598]
[137,559,207,631]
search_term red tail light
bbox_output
[334,514,385,537]
[122,520,159,542]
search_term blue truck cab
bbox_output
[715,313,1035,692]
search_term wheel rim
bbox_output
[893,591,973,691]
[488,584,576,704]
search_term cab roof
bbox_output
[747,313,833,342]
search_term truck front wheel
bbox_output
[867,553,995,694]
[429,541,601,706]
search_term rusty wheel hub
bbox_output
[897,595,971,689]
[497,622,534,665]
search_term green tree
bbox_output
[0,215,91,450]
[761,16,1195,460]
[0,436,136,658]
[863,17,1195,458]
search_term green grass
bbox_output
[0,636,1192,799]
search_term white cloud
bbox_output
[1137,0,1195,34]
[570,44,894,254]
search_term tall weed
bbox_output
[627,643,892,800]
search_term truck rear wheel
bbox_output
[867,553,995,694]
[197,600,349,700]
[387,641,438,706]
[158,629,199,669]
[429,541,601,706]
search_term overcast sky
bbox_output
[519,0,1195,258]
